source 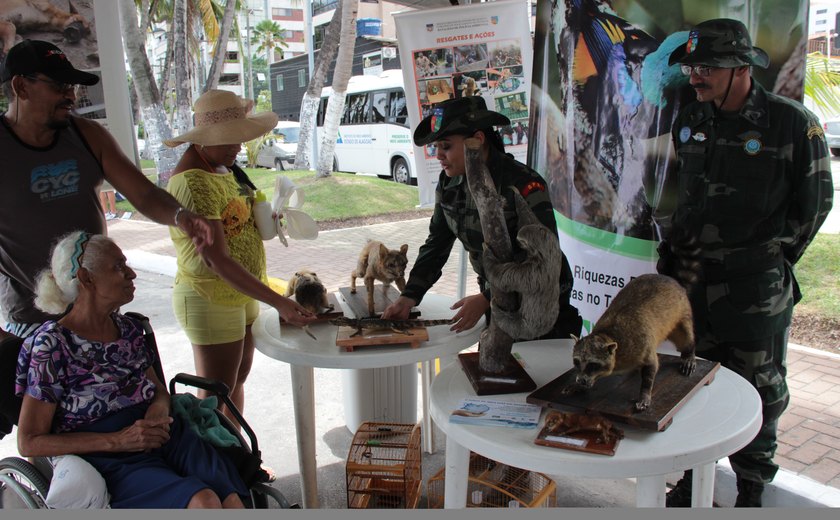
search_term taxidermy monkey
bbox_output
[565,274,696,412]
[482,189,561,339]
[285,270,333,314]
[351,240,408,316]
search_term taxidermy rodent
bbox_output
[482,189,561,340]
[566,274,696,411]
[285,270,333,314]
[350,240,408,316]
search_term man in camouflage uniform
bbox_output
[660,19,834,507]
[382,96,582,339]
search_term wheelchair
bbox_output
[0,312,296,509]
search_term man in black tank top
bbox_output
[0,40,214,342]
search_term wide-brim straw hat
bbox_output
[164,90,278,147]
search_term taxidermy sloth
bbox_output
[351,240,408,316]
[482,190,561,340]
[285,269,333,314]
[565,274,697,412]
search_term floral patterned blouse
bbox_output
[15,314,156,433]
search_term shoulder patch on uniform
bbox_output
[520,181,545,197]
[807,125,825,140]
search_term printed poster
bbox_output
[394,0,534,207]
[530,0,809,331]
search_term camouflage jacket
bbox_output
[402,147,574,305]
[669,80,834,341]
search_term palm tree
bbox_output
[295,0,344,170]
[802,52,840,116]
[316,0,359,179]
[203,0,237,92]
[251,19,289,63]
[120,0,180,185]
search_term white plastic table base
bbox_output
[290,364,318,509]
[432,341,761,509]
[252,294,481,509]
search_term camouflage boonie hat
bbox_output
[668,18,769,69]
[413,96,510,146]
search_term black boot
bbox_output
[665,470,692,507]
[734,477,764,507]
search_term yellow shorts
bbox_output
[173,283,260,345]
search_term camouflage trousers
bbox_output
[695,329,790,484]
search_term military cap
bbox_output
[668,18,769,69]
[413,96,510,146]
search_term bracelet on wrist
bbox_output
[174,206,186,227]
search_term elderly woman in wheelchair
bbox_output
[12,231,248,509]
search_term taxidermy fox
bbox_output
[566,274,696,412]
[285,269,333,314]
[350,240,408,316]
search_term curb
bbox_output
[713,460,840,507]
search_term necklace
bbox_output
[195,145,229,174]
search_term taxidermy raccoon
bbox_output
[285,269,333,314]
[483,189,561,339]
[350,240,408,316]
[567,274,696,412]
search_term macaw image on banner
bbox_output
[529,0,808,328]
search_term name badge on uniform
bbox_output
[679,126,691,143]
[743,138,762,155]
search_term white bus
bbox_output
[316,70,415,184]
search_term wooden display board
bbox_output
[338,285,420,319]
[281,293,343,323]
[526,354,720,431]
[336,326,429,352]
[534,411,622,456]
[458,351,537,396]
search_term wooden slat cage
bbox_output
[427,452,556,508]
[346,422,422,509]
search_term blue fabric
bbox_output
[76,402,248,509]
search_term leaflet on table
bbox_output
[450,397,541,429]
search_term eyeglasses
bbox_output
[679,65,716,77]
[23,75,79,95]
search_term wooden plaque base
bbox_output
[335,326,429,352]
[458,351,537,396]
[526,354,720,431]
[338,285,420,319]
[281,293,343,323]
[534,411,622,456]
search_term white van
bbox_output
[314,70,415,184]
[254,121,301,170]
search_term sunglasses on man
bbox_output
[23,75,81,96]
[680,65,715,77]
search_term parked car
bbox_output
[238,121,301,170]
[823,117,840,157]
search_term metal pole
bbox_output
[305,0,318,168]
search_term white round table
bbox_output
[252,293,482,508]
[431,340,762,508]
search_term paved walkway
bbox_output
[105,215,840,493]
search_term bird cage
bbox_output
[346,422,422,509]
[427,452,556,508]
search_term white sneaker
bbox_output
[105,212,116,220]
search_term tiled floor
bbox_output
[108,216,840,490]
